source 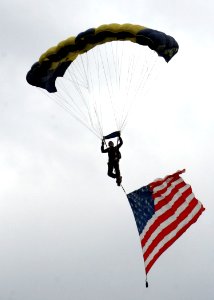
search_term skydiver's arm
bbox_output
[101,140,108,153]
[117,136,123,148]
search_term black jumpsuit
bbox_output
[101,137,123,179]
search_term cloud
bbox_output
[0,1,212,299]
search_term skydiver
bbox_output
[101,133,123,186]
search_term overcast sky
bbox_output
[0,1,213,299]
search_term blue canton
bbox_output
[127,185,155,235]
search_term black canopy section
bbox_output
[103,131,120,139]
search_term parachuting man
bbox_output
[101,132,123,186]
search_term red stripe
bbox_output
[149,170,185,190]
[145,205,205,274]
[142,186,193,248]
[151,176,182,198]
[143,197,199,261]
[155,181,187,211]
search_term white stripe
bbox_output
[140,183,191,241]
[142,193,195,253]
[152,177,183,194]
[154,178,185,205]
[144,202,202,269]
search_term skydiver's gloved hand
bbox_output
[102,138,105,145]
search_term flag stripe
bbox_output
[142,191,194,251]
[144,202,204,268]
[154,177,185,204]
[155,181,188,210]
[144,204,205,274]
[152,176,182,197]
[141,183,192,247]
[127,169,205,276]
[143,196,199,261]
[150,169,185,190]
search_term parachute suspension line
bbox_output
[64,67,90,120]
[112,41,124,131]
[120,50,159,132]
[86,50,104,138]
[111,42,120,91]
[125,49,135,95]
[116,42,123,94]
[71,54,98,133]
[81,53,97,130]
[107,42,121,131]
[137,51,158,95]
[118,41,131,132]
[119,48,145,131]
[54,79,89,123]
[110,42,149,133]
[130,51,158,110]
[98,45,120,131]
[91,49,106,138]
[48,92,100,139]
[46,52,104,139]
[76,53,101,138]
[68,54,103,138]
[119,44,137,130]
[45,45,161,140]
[111,41,123,105]
[40,89,100,139]
[120,42,132,132]
[56,74,92,125]
[114,41,128,132]
[77,55,98,131]
[97,46,111,99]
[115,43,140,132]
[106,43,121,131]
[67,57,88,89]
[104,43,114,99]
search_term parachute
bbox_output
[26,23,179,138]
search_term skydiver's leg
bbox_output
[107,162,117,178]
[114,161,120,178]
[114,161,122,186]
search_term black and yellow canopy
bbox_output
[26,23,179,93]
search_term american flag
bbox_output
[127,169,205,277]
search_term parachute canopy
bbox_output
[26,23,179,138]
[26,23,179,93]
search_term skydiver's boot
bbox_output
[116,176,122,186]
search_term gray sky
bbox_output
[0,1,213,299]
